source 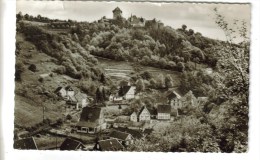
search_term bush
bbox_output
[15,61,25,81]
[66,114,72,121]
[38,77,44,83]
[28,64,37,72]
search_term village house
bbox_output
[75,107,106,134]
[157,104,171,120]
[115,127,144,140]
[65,86,75,98]
[181,90,197,108]
[94,138,124,151]
[75,92,88,108]
[14,137,38,150]
[54,85,75,100]
[119,85,136,100]
[110,85,136,102]
[167,90,182,110]
[54,86,67,98]
[109,130,134,146]
[168,90,208,111]
[138,106,151,122]
[60,138,85,151]
[130,112,138,122]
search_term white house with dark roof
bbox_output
[94,138,124,151]
[75,92,88,108]
[54,87,67,98]
[138,106,151,122]
[109,130,134,145]
[60,138,85,151]
[65,86,75,98]
[118,85,136,100]
[76,107,106,134]
[167,90,182,109]
[157,104,171,120]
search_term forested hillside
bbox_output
[15,9,249,152]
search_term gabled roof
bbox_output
[157,104,171,114]
[60,138,84,150]
[109,130,131,141]
[130,112,137,116]
[54,86,65,93]
[77,107,102,127]
[113,7,122,13]
[98,139,124,151]
[75,93,87,101]
[68,95,77,102]
[14,137,38,150]
[115,127,143,139]
[138,106,150,116]
[182,90,196,101]
[118,86,132,97]
[65,86,74,91]
[167,90,181,100]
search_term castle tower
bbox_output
[113,7,122,19]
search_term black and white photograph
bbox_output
[11,0,251,153]
[0,0,260,160]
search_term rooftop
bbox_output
[157,104,171,114]
[14,137,38,150]
[98,139,124,151]
[109,130,131,141]
[60,138,84,150]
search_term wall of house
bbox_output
[170,98,183,109]
[157,113,170,120]
[67,90,75,97]
[139,109,150,121]
[59,89,67,97]
[125,86,136,100]
[130,114,137,122]
[82,99,87,108]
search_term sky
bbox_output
[16,1,251,42]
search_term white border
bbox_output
[1,0,260,160]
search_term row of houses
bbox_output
[54,86,89,110]
[14,126,148,151]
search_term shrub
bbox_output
[28,64,37,72]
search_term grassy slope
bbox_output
[15,33,78,127]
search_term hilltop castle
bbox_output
[111,7,164,29]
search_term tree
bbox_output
[176,62,185,72]
[15,62,25,81]
[188,29,194,36]
[102,87,107,101]
[136,79,145,93]
[66,114,72,121]
[141,71,152,80]
[165,75,173,89]
[193,57,200,69]
[16,12,23,22]
[28,64,37,72]
[210,8,250,152]
[100,73,106,84]
[182,24,187,31]
[95,88,103,103]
